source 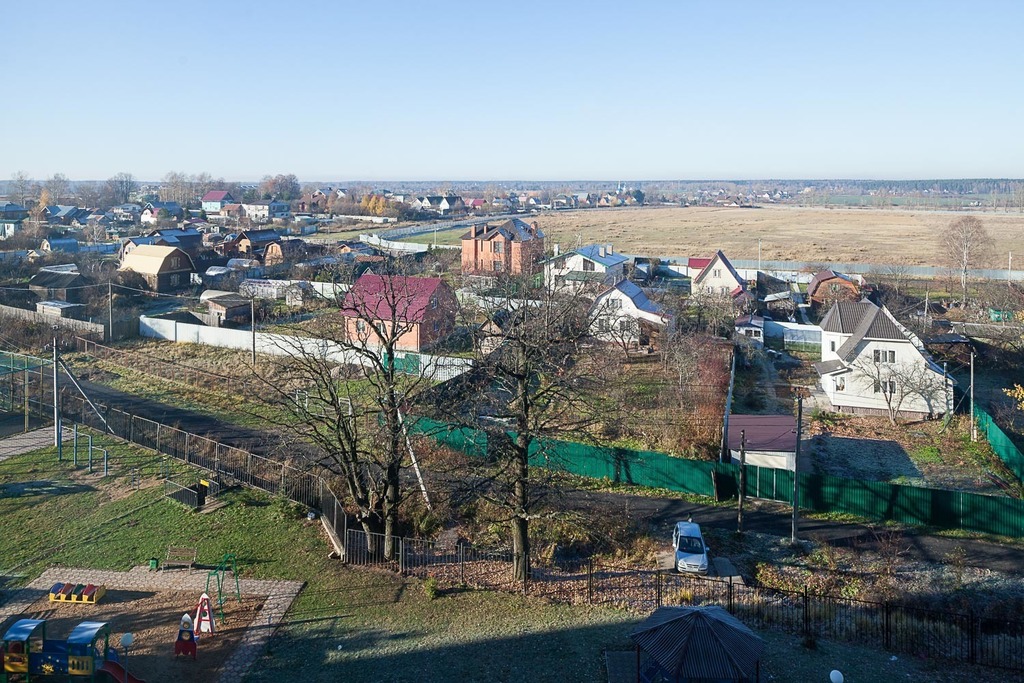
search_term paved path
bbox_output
[0,426,72,461]
[0,566,303,683]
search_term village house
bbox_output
[146,227,204,257]
[28,267,88,303]
[140,201,184,225]
[806,269,864,308]
[340,274,457,353]
[460,218,545,276]
[40,237,80,254]
[813,299,953,420]
[201,191,235,214]
[692,250,746,299]
[263,239,325,267]
[543,243,628,291]
[228,229,281,257]
[0,201,28,239]
[241,199,290,223]
[118,244,195,292]
[589,280,671,349]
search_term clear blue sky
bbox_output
[2,0,1022,181]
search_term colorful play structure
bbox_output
[205,553,241,623]
[173,614,197,660]
[0,619,145,683]
[48,583,106,604]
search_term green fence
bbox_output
[974,405,1024,483]
[411,416,1024,538]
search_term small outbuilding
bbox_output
[727,414,798,471]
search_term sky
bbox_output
[2,0,1023,182]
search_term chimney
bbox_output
[553,243,560,256]
[599,246,606,258]
[607,243,613,254]
[531,221,539,234]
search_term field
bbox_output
[405,205,1024,266]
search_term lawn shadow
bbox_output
[812,434,920,481]
[0,480,95,498]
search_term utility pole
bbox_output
[970,351,976,442]
[52,328,60,451]
[737,430,746,534]
[791,396,803,544]
[250,298,257,365]
[107,281,113,341]
[758,238,762,274]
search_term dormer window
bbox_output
[582,259,595,272]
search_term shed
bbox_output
[36,300,86,319]
[727,414,797,471]
[206,293,251,325]
[630,605,764,682]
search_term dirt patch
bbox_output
[807,415,1007,493]
[18,589,265,683]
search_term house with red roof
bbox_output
[202,191,235,214]
[340,274,457,352]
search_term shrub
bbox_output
[423,576,439,600]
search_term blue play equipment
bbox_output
[0,619,138,682]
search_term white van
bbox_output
[672,520,709,575]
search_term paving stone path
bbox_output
[0,565,303,683]
[0,426,72,462]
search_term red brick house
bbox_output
[341,274,457,352]
[460,218,545,276]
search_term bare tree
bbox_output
[10,171,34,206]
[74,181,104,208]
[106,172,137,204]
[439,277,603,582]
[943,216,992,304]
[257,268,454,560]
[851,355,949,426]
[45,173,70,205]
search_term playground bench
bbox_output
[162,546,198,573]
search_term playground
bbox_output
[1,566,301,683]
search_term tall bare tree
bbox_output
[10,171,33,206]
[45,173,70,205]
[258,268,454,559]
[439,277,603,582]
[943,216,992,304]
[106,172,137,204]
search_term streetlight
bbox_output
[119,632,134,683]
[829,670,844,683]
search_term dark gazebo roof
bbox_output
[630,606,764,681]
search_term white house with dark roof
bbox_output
[201,191,235,214]
[589,280,671,348]
[692,250,746,298]
[543,243,628,290]
[813,299,953,419]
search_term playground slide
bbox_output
[97,660,147,683]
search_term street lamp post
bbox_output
[119,632,134,683]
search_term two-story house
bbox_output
[807,269,863,309]
[813,299,953,420]
[340,274,457,352]
[140,201,184,225]
[692,250,746,299]
[0,201,29,239]
[589,280,671,349]
[118,244,195,292]
[201,191,235,214]
[543,244,628,291]
[241,200,290,223]
[461,218,545,276]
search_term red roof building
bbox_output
[340,274,457,352]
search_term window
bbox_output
[713,269,722,278]
[829,283,840,293]
[598,318,610,332]
[874,379,896,394]
[492,261,503,272]
[582,259,595,271]
[888,379,897,394]
[873,380,881,393]
[430,296,438,309]
[356,320,366,333]
[433,321,440,332]
[830,340,836,352]
[171,257,181,268]
[873,349,896,363]
[618,319,631,332]
[493,241,504,254]
[835,377,846,392]
[608,298,622,310]
[169,274,180,286]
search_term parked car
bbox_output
[672,520,709,575]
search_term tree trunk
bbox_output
[511,428,531,584]
[359,515,385,559]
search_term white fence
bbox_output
[139,315,473,382]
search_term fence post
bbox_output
[802,587,810,638]
[459,544,466,585]
[280,465,287,495]
[73,423,78,465]
[103,450,108,477]
[969,612,977,664]
[656,570,662,608]
[398,538,405,575]
[156,423,161,453]
[129,415,134,444]
[884,602,892,650]
[587,560,593,604]
[728,578,734,612]
[88,434,93,474]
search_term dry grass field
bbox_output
[412,206,1024,267]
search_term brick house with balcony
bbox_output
[461,218,545,276]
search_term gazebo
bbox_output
[629,606,764,682]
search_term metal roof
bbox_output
[67,621,109,646]
[2,619,46,642]
[630,605,764,680]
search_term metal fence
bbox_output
[975,404,1024,483]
